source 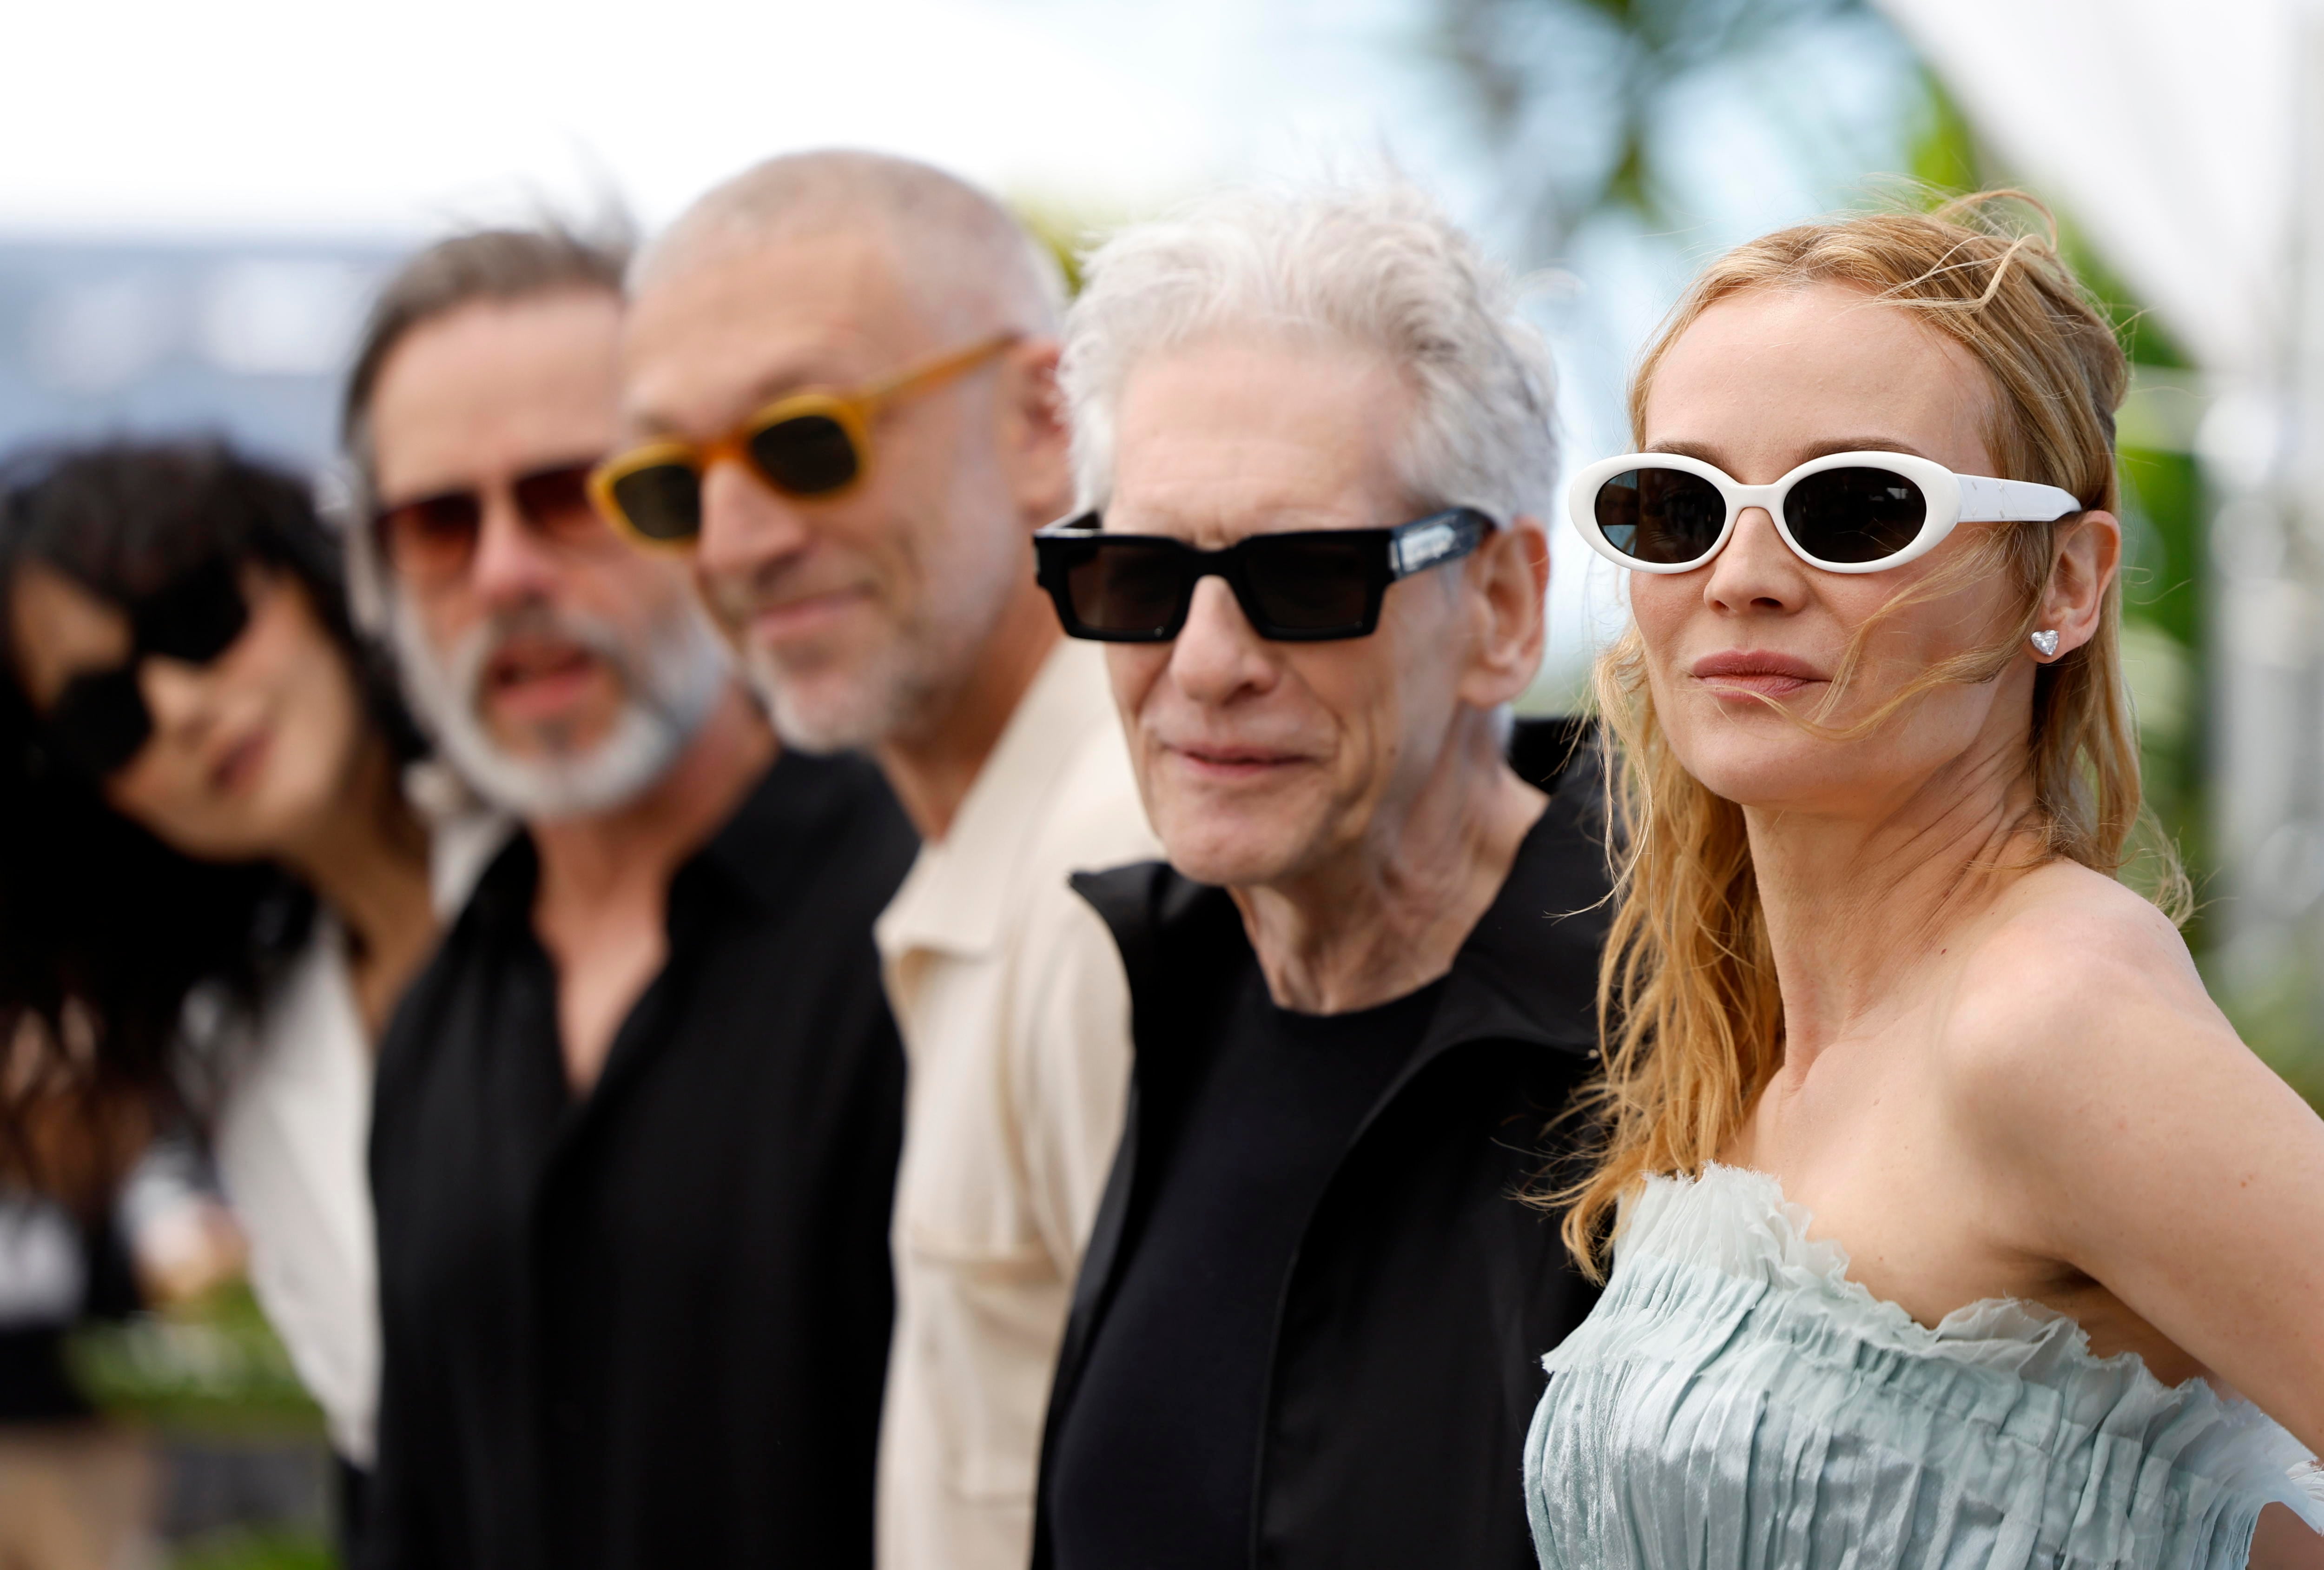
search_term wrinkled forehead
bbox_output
[1103,333,1417,547]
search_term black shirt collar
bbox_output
[462,750,869,935]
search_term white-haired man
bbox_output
[606,152,1156,1570]
[349,228,914,1570]
[1030,187,1611,1570]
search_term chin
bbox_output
[1673,730,1869,813]
[1150,806,1314,892]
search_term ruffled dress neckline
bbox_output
[1524,1163,2320,1569]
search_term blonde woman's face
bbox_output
[1628,282,2050,819]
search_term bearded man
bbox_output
[348,227,913,1570]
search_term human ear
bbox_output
[997,336,1074,528]
[2036,509,2121,659]
[1455,516,1550,708]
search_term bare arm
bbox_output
[1960,893,2324,1459]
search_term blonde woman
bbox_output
[1525,200,2324,1569]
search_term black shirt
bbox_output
[365,751,915,1570]
[1049,972,1446,1569]
[1036,720,1613,1570]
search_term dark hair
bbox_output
[0,439,419,1191]
[341,225,630,503]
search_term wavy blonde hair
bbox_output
[1561,194,2181,1274]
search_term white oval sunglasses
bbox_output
[1566,450,2085,576]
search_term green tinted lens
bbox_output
[609,463,705,543]
[748,414,860,496]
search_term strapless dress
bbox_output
[1524,1163,2322,1568]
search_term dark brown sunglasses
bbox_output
[372,460,606,585]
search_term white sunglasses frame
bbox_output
[1566,450,2086,576]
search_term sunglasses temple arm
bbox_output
[1956,475,2084,522]
[862,331,1025,407]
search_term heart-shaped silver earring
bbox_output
[2030,629,2061,658]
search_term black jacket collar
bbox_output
[1038,718,1609,1570]
[1071,715,1605,1074]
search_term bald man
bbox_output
[609,153,1155,1570]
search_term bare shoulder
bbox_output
[1934,861,2246,1136]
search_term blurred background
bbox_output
[0,0,2315,1562]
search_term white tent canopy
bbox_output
[1880,0,2324,994]
[1876,0,2298,380]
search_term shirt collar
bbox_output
[876,639,1124,959]
[1416,730,1610,1060]
[463,753,878,936]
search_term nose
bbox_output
[138,655,219,753]
[1166,576,1278,707]
[468,486,564,611]
[695,458,813,593]
[1701,506,1810,616]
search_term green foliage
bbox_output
[1433,0,1874,250]
[172,1528,335,1570]
[69,1280,324,1435]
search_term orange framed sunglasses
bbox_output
[591,330,1022,548]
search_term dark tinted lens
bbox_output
[1237,534,1376,634]
[513,463,603,540]
[1783,467,1928,563]
[379,490,482,578]
[49,669,151,777]
[1063,539,1193,636]
[749,414,860,496]
[607,463,704,543]
[136,556,249,665]
[1595,468,1727,565]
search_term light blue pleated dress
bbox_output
[1525,1165,2323,1569]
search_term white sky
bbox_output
[0,0,1462,237]
[6,0,1907,694]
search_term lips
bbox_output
[1690,649,1828,700]
[207,727,271,795]
[744,585,874,647]
[482,637,604,720]
[1162,738,1314,778]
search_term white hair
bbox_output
[1060,183,1558,525]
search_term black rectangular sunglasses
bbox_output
[46,555,252,777]
[1033,507,1492,643]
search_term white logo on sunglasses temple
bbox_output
[1391,518,1462,576]
[1566,450,2083,575]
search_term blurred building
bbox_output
[0,236,398,470]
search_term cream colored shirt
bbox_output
[873,640,1158,1570]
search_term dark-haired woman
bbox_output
[0,439,497,1544]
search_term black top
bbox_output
[1037,719,1613,1570]
[364,751,916,1570]
[1049,973,1446,1569]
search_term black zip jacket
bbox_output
[1035,719,1612,1570]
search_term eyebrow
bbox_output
[1644,437,1941,468]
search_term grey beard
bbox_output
[392,596,730,821]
